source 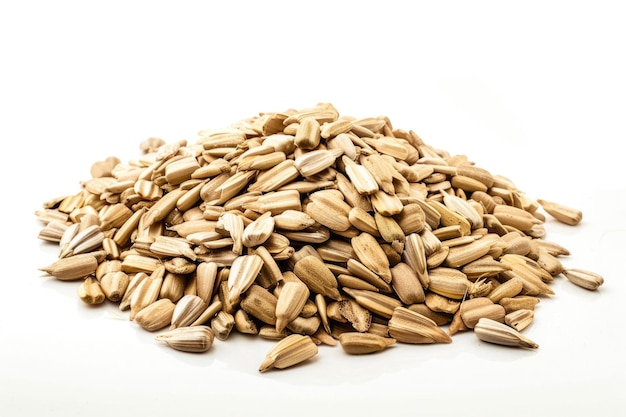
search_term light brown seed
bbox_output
[240,285,278,325]
[342,288,402,319]
[390,262,425,305]
[273,210,316,231]
[40,253,99,281]
[424,292,461,315]
[488,277,524,303]
[100,271,129,302]
[459,297,505,329]
[134,298,176,332]
[77,276,106,305]
[338,299,372,333]
[227,254,264,305]
[231,309,256,336]
[562,268,604,290]
[388,307,452,344]
[402,233,429,288]
[504,309,534,332]
[444,238,494,268]
[338,332,396,355]
[156,326,215,353]
[295,149,341,177]
[129,266,164,320]
[341,155,379,195]
[537,199,583,226]
[293,255,341,300]
[170,294,207,329]
[259,334,318,372]
[427,267,471,300]
[499,296,541,314]
[294,117,322,150]
[275,281,310,333]
[211,310,235,341]
[474,318,538,349]
[351,233,392,284]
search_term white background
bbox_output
[1,1,625,416]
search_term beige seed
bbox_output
[275,281,310,333]
[388,307,452,344]
[562,268,604,290]
[537,199,583,226]
[338,332,396,355]
[459,297,505,329]
[504,309,534,332]
[427,267,471,300]
[156,326,215,353]
[227,254,264,305]
[40,253,98,281]
[342,288,402,319]
[119,272,148,311]
[293,255,341,300]
[134,298,176,332]
[129,266,164,320]
[259,334,318,372]
[338,299,372,333]
[189,300,223,327]
[170,294,207,329]
[474,318,538,349]
[341,155,379,195]
[295,149,342,177]
[240,285,278,325]
[346,259,393,292]
[424,292,461,315]
[211,310,235,341]
[242,211,275,248]
[286,315,321,336]
[499,296,541,314]
[390,262,425,305]
[77,276,106,305]
[461,256,511,280]
[273,210,316,231]
[351,232,392,284]
[488,277,524,303]
[294,117,322,150]
[403,233,429,288]
[234,309,258,335]
[444,238,494,269]
[100,271,129,302]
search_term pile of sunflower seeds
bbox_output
[36,103,604,372]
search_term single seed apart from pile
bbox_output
[259,334,318,372]
[36,103,604,372]
[156,326,215,353]
[474,318,538,349]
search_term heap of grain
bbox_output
[36,103,603,372]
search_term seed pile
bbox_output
[36,103,604,372]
